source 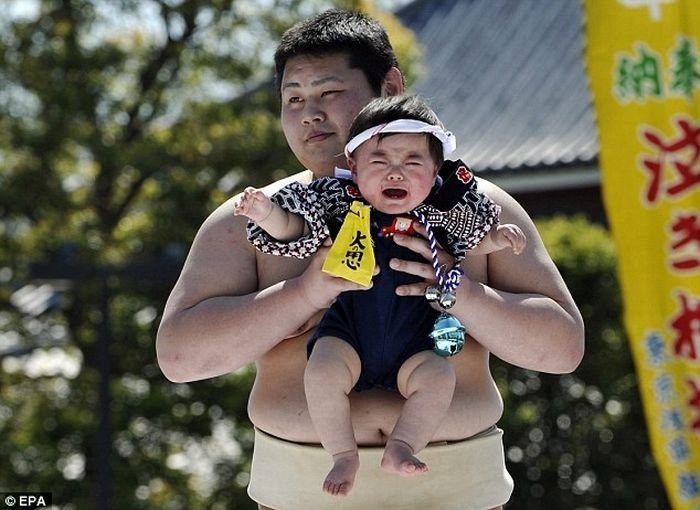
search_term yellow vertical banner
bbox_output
[582,1,700,507]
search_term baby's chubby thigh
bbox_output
[396,350,456,401]
[305,336,362,393]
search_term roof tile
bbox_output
[396,0,598,175]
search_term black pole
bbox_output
[98,276,111,510]
[25,256,182,509]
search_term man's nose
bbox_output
[302,99,325,124]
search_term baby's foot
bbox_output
[380,439,428,476]
[323,450,360,496]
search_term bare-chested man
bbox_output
[156,9,584,510]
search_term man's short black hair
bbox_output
[348,95,446,166]
[274,9,400,96]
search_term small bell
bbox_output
[429,312,466,357]
[438,291,457,310]
[424,286,441,302]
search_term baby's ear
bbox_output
[347,156,358,178]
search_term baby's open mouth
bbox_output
[383,188,408,199]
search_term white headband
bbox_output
[344,119,456,160]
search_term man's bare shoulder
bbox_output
[474,176,528,223]
[171,170,314,308]
[473,176,572,297]
[261,169,314,195]
[201,169,314,239]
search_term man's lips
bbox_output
[305,131,333,143]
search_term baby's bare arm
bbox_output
[233,186,306,241]
[470,224,527,256]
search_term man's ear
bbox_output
[382,67,404,96]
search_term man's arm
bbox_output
[392,179,584,374]
[156,172,360,383]
[155,203,310,383]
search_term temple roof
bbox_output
[396,0,599,190]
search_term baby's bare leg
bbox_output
[304,337,362,496]
[381,351,456,476]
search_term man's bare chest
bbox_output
[256,251,311,289]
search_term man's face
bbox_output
[280,53,377,177]
[349,134,438,215]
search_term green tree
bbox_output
[0,1,421,508]
[0,1,670,509]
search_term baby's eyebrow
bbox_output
[369,149,425,158]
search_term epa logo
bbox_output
[2,493,52,509]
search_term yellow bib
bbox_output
[321,201,375,287]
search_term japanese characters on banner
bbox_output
[582,0,700,508]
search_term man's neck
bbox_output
[312,154,349,180]
[312,166,342,180]
[312,170,334,180]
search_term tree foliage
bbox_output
[0,1,422,508]
[0,1,671,509]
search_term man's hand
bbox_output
[233,186,274,222]
[388,223,456,298]
[298,238,380,310]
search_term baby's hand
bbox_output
[233,187,273,222]
[496,224,527,255]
